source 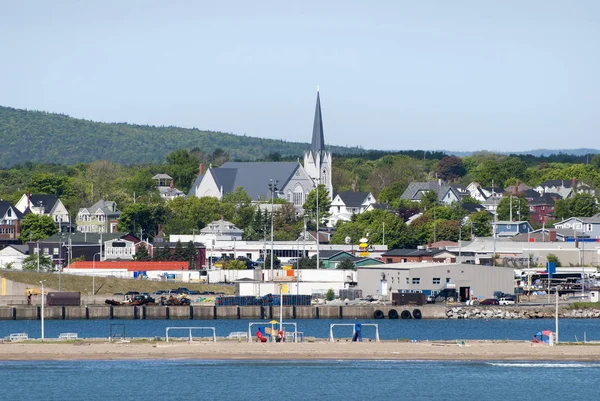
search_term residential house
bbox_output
[0,244,29,270]
[14,194,70,229]
[401,181,462,205]
[553,215,600,239]
[76,200,121,233]
[381,248,456,264]
[152,174,185,200]
[0,201,23,240]
[30,232,139,269]
[527,193,557,225]
[317,250,383,269]
[534,179,596,199]
[494,220,533,237]
[188,91,333,207]
[510,228,582,242]
[465,182,501,203]
[328,191,377,227]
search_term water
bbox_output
[1,318,599,342]
[1,359,599,400]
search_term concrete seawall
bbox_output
[0,304,447,320]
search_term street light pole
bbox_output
[316,180,320,270]
[93,252,101,300]
[40,280,45,341]
[269,179,279,280]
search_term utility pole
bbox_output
[269,179,279,280]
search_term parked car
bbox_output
[498,297,516,306]
[125,291,139,296]
[479,298,500,306]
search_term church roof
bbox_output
[213,162,301,200]
[310,90,326,166]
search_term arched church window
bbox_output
[293,184,304,206]
[287,190,292,202]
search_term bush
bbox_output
[326,288,335,301]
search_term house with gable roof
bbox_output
[76,200,121,233]
[534,178,596,199]
[554,214,600,239]
[328,191,377,227]
[188,91,333,208]
[14,193,70,229]
[152,174,185,200]
[400,181,462,205]
[0,201,23,240]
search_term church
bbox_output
[188,91,333,207]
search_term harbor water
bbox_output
[1,318,599,342]
[1,359,599,401]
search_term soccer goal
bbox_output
[329,323,380,342]
[165,327,216,343]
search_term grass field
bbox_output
[0,270,234,295]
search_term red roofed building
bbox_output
[69,261,189,271]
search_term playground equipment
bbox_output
[329,323,380,342]
[165,327,216,343]
[248,321,299,343]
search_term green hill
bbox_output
[0,105,366,167]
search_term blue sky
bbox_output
[1,1,598,152]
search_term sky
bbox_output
[1,1,599,153]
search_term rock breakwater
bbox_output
[446,306,600,319]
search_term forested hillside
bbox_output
[0,105,368,167]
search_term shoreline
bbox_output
[2,341,600,362]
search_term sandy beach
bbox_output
[1,340,600,361]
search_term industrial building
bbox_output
[356,262,514,301]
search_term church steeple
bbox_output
[310,89,325,168]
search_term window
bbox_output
[405,277,409,284]
[587,224,593,232]
[432,278,441,285]
[386,258,392,263]
[446,278,451,283]
[412,278,420,285]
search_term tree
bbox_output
[22,254,53,271]
[555,193,598,220]
[296,255,322,269]
[337,258,356,270]
[435,156,466,181]
[185,241,197,270]
[117,203,167,238]
[496,195,530,221]
[326,288,336,301]
[27,173,74,197]
[263,253,281,269]
[468,211,492,238]
[20,214,58,241]
[172,240,186,261]
[165,149,200,193]
[303,184,332,224]
[134,242,151,261]
[225,259,247,270]
[546,253,562,267]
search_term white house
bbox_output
[15,194,70,228]
[0,245,29,270]
[328,191,377,227]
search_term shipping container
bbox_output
[46,292,81,306]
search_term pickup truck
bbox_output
[498,297,515,306]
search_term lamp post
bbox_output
[268,179,279,280]
[316,179,320,270]
[92,252,101,301]
[554,287,559,344]
[40,280,45,341]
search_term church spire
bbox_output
[310,89,325,168]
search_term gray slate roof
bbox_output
[212,162,301,200]
[24,195,59,213]
[336,191,371,208]
[0,201,23,219]
[401,182,461,202]
[80,200,121,218]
